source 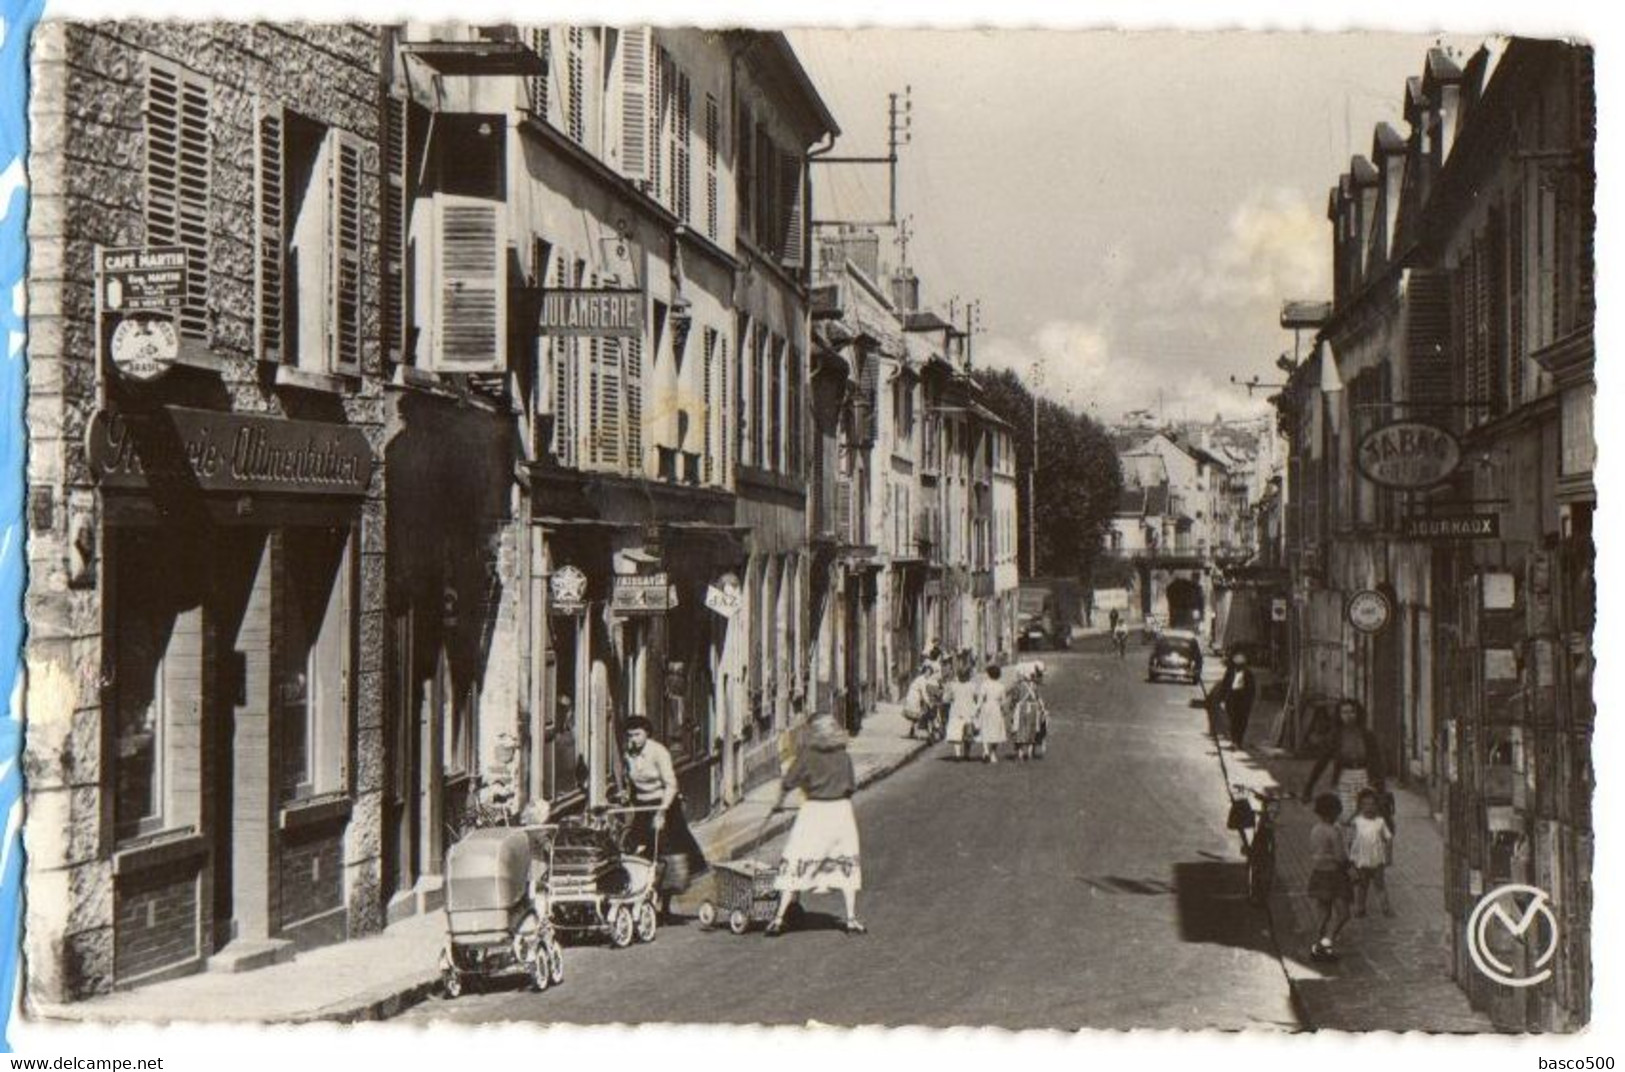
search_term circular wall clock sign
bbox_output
[1347,589,1393,634]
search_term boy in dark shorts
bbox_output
[1308,792,1352,961]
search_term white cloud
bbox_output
[978,318,1269,424]
[1148,188,1329,314]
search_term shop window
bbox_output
[256,104,363,376]
[283,528,353,801]
[112,529,203,841]
[144,62,211,341]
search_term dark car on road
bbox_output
[1148,630,1203,684]
[1017,586,1069,650]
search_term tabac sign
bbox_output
[86,407,373,496]
[1357,420,1462,490]
[537,288,644,338]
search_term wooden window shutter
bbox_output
[380,91,408,366]
[329,132,364,375]
[779,148,803,268]
[768,335,782,471]
[702,327,716,484]
[618,28,650,182]
[549,258,575,467]
[527,28,551,120]
[756,124,775,252]
[146,63,211,341]
[719,334,731,484]
[625,334,643,475]
[736,106,753,236]
[704,95,720,240]
[253,98,285,362]
[1508,187,1525,410]
[648,44,664,202]
[674,69,692,224]
[753,332,767,466]
[566,28,585,144]
[431,195,507,372]
[1485,207,1507,417]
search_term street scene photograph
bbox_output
[15,15,1596,1039]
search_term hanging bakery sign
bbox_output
[1356,420,1462,490]
[536,288,645,338]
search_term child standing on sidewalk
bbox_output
[1307,793,1352,962]
[1349,788,1396,918]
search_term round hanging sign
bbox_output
[108,315,178,382]
[1356,420,1462,489]
[1347,589,1393,635]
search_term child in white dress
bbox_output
[1349,788,1395,918]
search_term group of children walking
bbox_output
[1305,786,1397,963]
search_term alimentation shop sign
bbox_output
[87,406,374,496]
[1357,420,1462,490]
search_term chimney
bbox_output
[816,225,881,283]
[890,268,920,313]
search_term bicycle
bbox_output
[1112,629,1129,660]
[1228,783,1288,906]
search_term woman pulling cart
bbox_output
[764,714,867,937]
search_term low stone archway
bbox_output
[1164,577,1205,632]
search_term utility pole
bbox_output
[808,86,912,228]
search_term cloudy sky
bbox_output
[789,30,1476,422]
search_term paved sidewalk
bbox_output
[1216,692,1495,1033]
[29,707,928,1026]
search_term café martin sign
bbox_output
[1357,420,1463,490]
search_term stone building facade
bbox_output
[26,21,391,999]
[1280,38,1594,1030]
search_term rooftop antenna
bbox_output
[894,215,915,272]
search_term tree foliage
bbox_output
[974,367,1123,583]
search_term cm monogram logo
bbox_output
[1467,884,1558,988]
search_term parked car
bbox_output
[1148,629,1203,684]
[1017,586,1069,650]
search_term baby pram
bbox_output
[439,826,565,998]
[548,806,663,948]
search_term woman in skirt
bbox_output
[975,662,1010,763]
[766,715,866,936]
[945,662,980,760]
[1301,698,1387,824]
[620,716,707,896]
